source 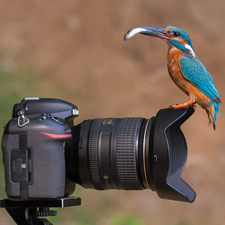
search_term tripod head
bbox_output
[1,197,81,225]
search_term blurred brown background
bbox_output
[0,0,225,224]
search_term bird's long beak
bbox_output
[124,26,172,41]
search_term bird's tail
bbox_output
[206,101,220,130]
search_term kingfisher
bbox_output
[124,26,221,129]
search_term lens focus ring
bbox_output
[117,118,143,190]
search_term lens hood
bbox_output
[152,106,196,203]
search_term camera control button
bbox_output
[64,128,71,134]
[23,97,41,101]
[72,109,79,116]
[41,113,48,120]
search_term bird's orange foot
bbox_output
[170,99,196,109]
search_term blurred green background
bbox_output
[0,0,225,224]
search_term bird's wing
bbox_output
[179,56,220,102]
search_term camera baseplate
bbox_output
[0,197,81,225]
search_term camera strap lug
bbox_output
[17,111,29,128]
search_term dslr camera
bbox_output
[1,97,196,224]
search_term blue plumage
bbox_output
[213,101,220,129]
[179,56,220,102]
[179,55,221,129]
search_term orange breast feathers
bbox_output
[167,49,211,108]
[167,49,189,95]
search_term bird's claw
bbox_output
[169,101,196,109]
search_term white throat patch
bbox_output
[185,44,196,57]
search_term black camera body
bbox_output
[2,97,78,200]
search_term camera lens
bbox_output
[65,107,196,202]
[66,117,154,190]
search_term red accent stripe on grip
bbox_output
[40,132,72,139]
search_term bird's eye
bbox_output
[174,31,180,37]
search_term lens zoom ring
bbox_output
[89,119,103,189]
[117,118,142,190]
